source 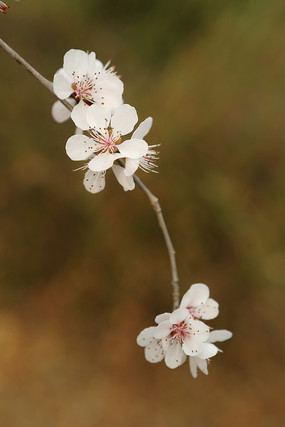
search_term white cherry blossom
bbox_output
[153,307,210,369]
[189,329,232,378]
[53,49,123,128]
[65,104,149,175]
[180,283,219,320]
[137,285,232,376]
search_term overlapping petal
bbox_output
[155,313,171,324]
[189,357,208,378]
[132,117,153,140]
[111,104,138,136]
[124,158,140,176]
[153,320,172,339]
[118,138,148,159]
[71,101,90,130]
[66,135,98,161]
[83,170,106,194]
[88,151,123,172]
[86,105,111,130]
[208,330,233,343]
[165,341,187,369]
[51,98,75,123]
[197,342,219,359]
[112,165,135,191]
[53,73,73,99]
[169,307,189,325]
[180,283,210,308]
[63,49,88,78]
[145,341,164,363]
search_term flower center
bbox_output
[90,129,122,155]
[171,321,191,344]
[71,75,96,104]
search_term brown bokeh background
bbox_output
[1,1,285,426]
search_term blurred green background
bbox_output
[1,0,285,425]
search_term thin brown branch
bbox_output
[0,37,180,309]
[132,174,180,309]
[0,38,73,112]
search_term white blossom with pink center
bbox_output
[189,329,233,378]
[53,49,124,129]
[180,283,219,320]
[66,104,148,173]
[153,307,210,369]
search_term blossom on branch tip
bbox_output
[153,308,210,368]
[65,104,157,193]
[53,49,123,128]
[136,284,232,376]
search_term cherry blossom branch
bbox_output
[131,171,180,309]
[0,38,73,112]
[0,37,180,309]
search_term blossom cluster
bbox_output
[137,283,232,377]
[52,49,158,194]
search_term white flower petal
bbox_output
[208,330,233,343]
[53,73,73,99]
[180,283,210,308]
[70,101,90,130]
[86,105,111,130]
[190,319,210,342]
[182,338,202,356]
[169,307,189,325]
[136,327,156,347]
[95,59,104,71]
[132,117,153,140]
[118,138,148,159]
[198,298,219,320]
[111,104,138,136]
[51,100,72,123]
[65,135,96,161]
[197,343,219,359]
[155,313,171,324]
[124,158,140,176]
[145,341,164,363]
[88,152,122,172]
[112,165,135,191]
[165,341,187,369]
[189,357,198,378]
[195,357,209,375]
[98,76,124,110]
[83,170,106,194]
[153,320,172,339]
[63,49,88,78]
[87,51,97,77]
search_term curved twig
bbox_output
[0,37,180,309]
